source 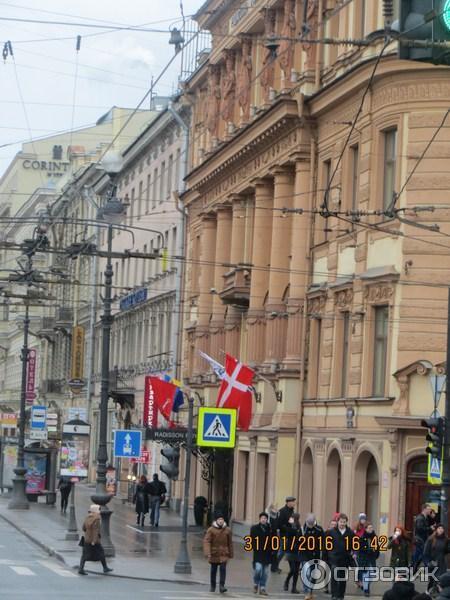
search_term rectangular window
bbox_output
[323,159,331,242]
[383,129,397,210]
[152,168,158,208]
[175,148,181,190]
[172,226,177,269]
[350,144,359,212]
[138,181,143,219]
[149,240,154,278]
[373,305,389,396]
[146,174,151,213]
[142,244,147,283]
[167,154,173,197]
[160,161,166,203]
[341,312,350,397]
[130,188,135,224]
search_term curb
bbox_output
[0,511,67,565]
[0,510,207,586]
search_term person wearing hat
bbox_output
[78,504,113,576]
[423,524,450,593]
[436,571,450,599]
[275,496,296,572]
[249,512,273,595]
[203,513,233,593]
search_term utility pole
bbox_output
[442,287,450,530]
[8,228,49,510]
[174,394,194,574]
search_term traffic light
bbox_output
[421,417,444,457]
[399,0,450,64]
[160,446,180,480]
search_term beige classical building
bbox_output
[180,0,450,535]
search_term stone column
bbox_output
[210,204,232,360]
[247,179,273,364]
[194,213,217,373]
[267,437,278,502]
[284,159,310,369]
[341,440,354,515]
[312,440,326,524]
[265,167,294,364]
[229,195,246,265]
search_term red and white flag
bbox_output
[216,354,255,431]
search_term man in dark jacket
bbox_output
[437,571,450,600]
[250,512,273,596]
[275,496,296,571]
[302,513,325,600]
[147,474,167,527]
[327,513,356,600]
[382,579,418,600]
[412,504,433,572]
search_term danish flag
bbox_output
[216,353,255,431]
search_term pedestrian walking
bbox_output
[147,473,167,527]
[249,512,273,596]
[436,571,450,600]
[323,517,338,595]
[301,513,325,600]
[412,504,433,572]
[204,513,233,593]
[133,475,150,526]
[423,524,450,593]
[283,512,303,594]
[276,496,296,572]
[327,513,356,600]
[354,513,368,538]
[354,512,368,590]
[357,523,380,597]
[265,502,281,573]
[57,476,72,515]
[388,526,410,569]
[78,504,113,576]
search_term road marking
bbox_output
[38,560,77,577]
[10,566,35,576]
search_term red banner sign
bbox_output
[26,349,37,405]
[131,448,150,464]
[143,376,158,428]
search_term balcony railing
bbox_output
[219,266,251,307]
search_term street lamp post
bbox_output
[90,221,115,557]
[174,395,194,574]
[8,297,30,510]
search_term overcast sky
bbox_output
[0,0,201,176]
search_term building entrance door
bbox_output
[405,456,443,534]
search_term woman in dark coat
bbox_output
[133,475,149,526]
[357,524,380,597]
[423,524,450,591]
[58,477,72,514]
[283,512,303,594]
[388,525,410,568]
[78,504,113,575]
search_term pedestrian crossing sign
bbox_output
[428,452,443,485]
[197,407,237,448]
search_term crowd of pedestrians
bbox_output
[238,499,450,598]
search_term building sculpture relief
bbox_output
[205,65,222,138]
[237,37,253,122]
[221,50,237,126]
[260,9,277,102]
[279,0,297,84]
[301,0,319,72]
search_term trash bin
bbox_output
[193,496,208,526]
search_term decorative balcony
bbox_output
[219,266,251,307]
[108,367,135,409]
[55,308,73,329]
[41,379,63,394]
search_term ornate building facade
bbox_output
[181,0,450,535]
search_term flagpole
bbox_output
[174,393,193,574]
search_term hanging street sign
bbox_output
[31,405,47,430]
[146,428,188,443]
[197,407,237,448]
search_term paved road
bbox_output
[0,518,392,599]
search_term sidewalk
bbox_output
[0,485,425,598]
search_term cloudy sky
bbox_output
[0,0,201,176]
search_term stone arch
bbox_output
[299,445,314,514]
[353,450,380,526]
[325,448,342,520]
